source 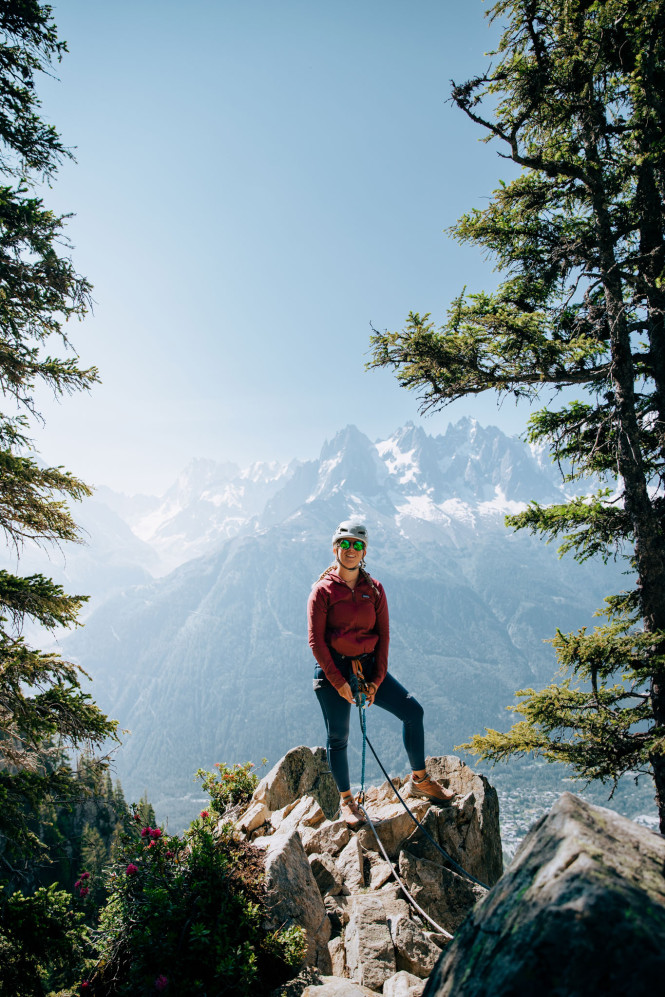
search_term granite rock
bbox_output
[262,828,332,973]
[252,745,339,818]
[383,971,426,997]
[301,818,350,857]
[420,756,502,887]
[424,793,665,997]
[344,895,396,991]
[239,752,502,990]
[310,852,345,896]
[336,834,365,891]
[302,978,379,996]
[386,910,442,978]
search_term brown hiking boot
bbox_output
[340,796,366,829]
[408,773,455,806]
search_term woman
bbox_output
[307,520,454,828]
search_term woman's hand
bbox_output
[338,681,377,705]
[338,682,355,703]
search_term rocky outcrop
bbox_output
[253,745,340,819]
[261,827,332,973]
[424,792,665,997]
[235,747,502,995]
[422,756,502,887]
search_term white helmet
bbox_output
[332,520,368,545]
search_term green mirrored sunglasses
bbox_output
[338,539,366,551]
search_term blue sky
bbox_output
[34,0,534,494]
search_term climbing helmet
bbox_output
[332,520,369,546]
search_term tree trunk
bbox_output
[636,164,665,453]
[591,166,665,831]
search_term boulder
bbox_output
[301,818,350,857]
[425,792,665,997]
[234,799,269,835]
[324,893,350,937]
[261,828,332,973]
[310,852,345,896]
[398,848,486,933]
[421,756,502,886]
[302,979,379,996]
[272,795,326,834]
[252,745,339,818]
[328,935,346,976]
[383,971,427,997]
[336,835,365,891]
[386,910,442,978]
[366,851,393,890]
[356,797,430,860]
[344,895,396,991]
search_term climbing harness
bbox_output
[345,671,489,938]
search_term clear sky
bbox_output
[33,0,533,495]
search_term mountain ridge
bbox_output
[57,418,633,830]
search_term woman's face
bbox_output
[334,539,366,570]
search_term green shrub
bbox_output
[87,801,304,995]
[195,760,265,814]
[0,883,90,997]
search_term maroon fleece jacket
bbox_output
[307,569,389,692]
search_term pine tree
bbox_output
[0,0,117,869]
[136,790,157,829]
[369,0,665,828]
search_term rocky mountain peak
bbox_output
[232,746,501,992]
[313,425,390,505]
[165,457,241,504]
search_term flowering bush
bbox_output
[87,784,304,995]
[194,760,266,815]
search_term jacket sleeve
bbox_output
[307,584,347,691]
[372,581,390,687]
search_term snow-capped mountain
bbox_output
[260,419,568,532]
[26,417,569,611]
[96,457,299,573]
[58,419,628,829]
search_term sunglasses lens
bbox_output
[338,538,365,552]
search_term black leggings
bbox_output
[314,668,425,794]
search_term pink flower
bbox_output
[74,879,81,889]
[79,886,89,897]
[141,826,151,838]
[81,983,91,992]
[80,871,91,880]
[200,810,209,818]
[155,975,169,992]
[150,827,162,839]
[126,863,139,876]
[166,850,174,859]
